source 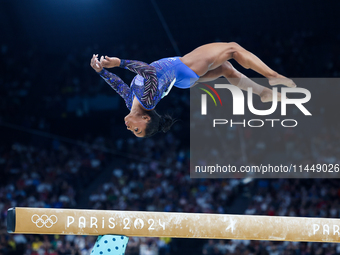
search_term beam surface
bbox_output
[7,207,340,242]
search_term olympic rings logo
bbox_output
[31,214,58,228]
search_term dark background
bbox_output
[1,0,339,140]
[1,0,340,255]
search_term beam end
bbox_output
[7,208,16,233]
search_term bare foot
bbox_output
[260,88,282,103]
[268,73,296,88]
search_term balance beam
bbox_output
[7,207,340,242]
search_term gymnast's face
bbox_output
[124,114,150,137]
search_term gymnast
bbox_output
[90,42,296,138]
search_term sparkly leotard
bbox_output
[98,57,199,110]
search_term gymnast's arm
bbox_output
[98,69,132,102]
[90,55,132,108]
[101,56,158,107]
[100,56,157,79]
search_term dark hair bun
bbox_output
[159,114,175,133]
[144,110,178,137]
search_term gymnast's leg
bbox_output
[195,61,280,102]
[181,42,296,87]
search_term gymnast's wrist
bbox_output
[97,69,105,75]
[119,59,126,68]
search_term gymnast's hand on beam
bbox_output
[90,54,103,73]
[100,56,121,68]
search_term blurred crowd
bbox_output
[3,126,340,254]
[0,138,108,255]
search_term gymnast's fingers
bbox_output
[90,54,97,66]
[95,59,102,69]
[101,57,110,67]
[100,56,107,67]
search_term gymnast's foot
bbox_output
[268,73,296,88]
[260,88,282,103]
